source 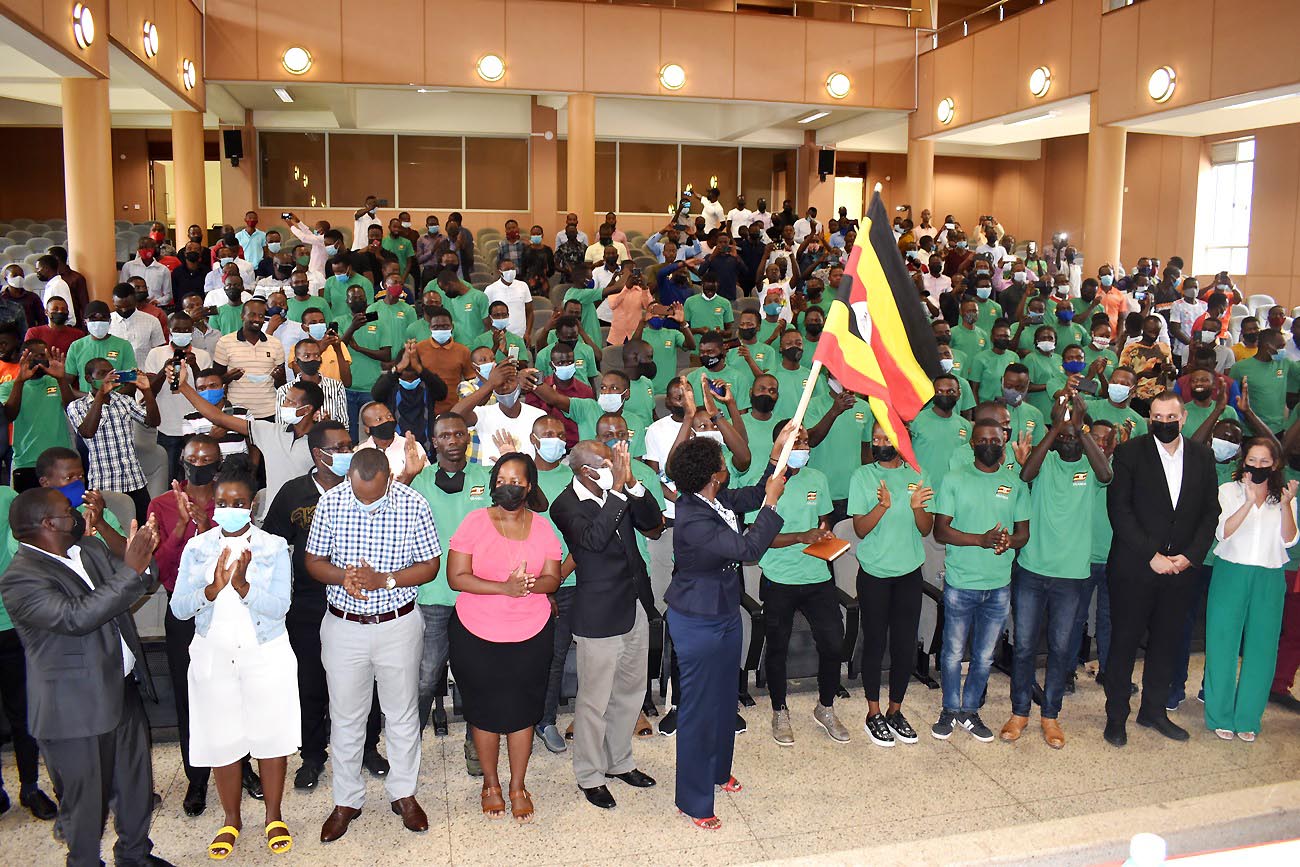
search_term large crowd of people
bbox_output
[0,196,1298,862]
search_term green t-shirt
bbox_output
[1090,480,1112,564]
[757,467,832,586]
[973,298,1004,333]
[1016,322,1048,354]
[950,324,988,360]
[770,363,825,421]
[1082,345,1120,379]
[686,364,753,417]
[405,318,432,344]
[563,286,605,342]
[287,296,329,323]
[409,462,493,605]
[0,377,73,469]
[535,463,576,587]
[1018,452,1102,580]
[565,397,650,457]
[324,274,373,319]
[368,299,416,345]
[444,287,490,346]
[683,294,734,332]
[626,376,656,422]
[468,330,533,365]
[1024,351,1065,419]
[65,335,136,390]
[727,342,776,377]
[213,303,244,335]
[1085,399,1148,437]
[1229,355,1297,433]
[933,463,1031,590]
[947,348,971,382]
[644,326,686,394]
[630,459,666,568]
[1051,320,1089,352]
[968,349,1015,404]
[732,412,783,491]
[809,396,873,501]
[1007,401,1046,445]
[534,340,598,385]
[337,314,392,391]
[909,407,971,478]
[848,462,930,578]
[1184,400,1238,438]
[382,235,416,274]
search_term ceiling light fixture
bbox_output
[476,54,505,82]
[825,72,851,100]
[1227,92,1299,110]
[1006,110,1059,127]
[659,64,686,91]
[798,111,830,124]
[282,46,312,75]
[1148,66,1176,103]
[72,4,94,49]
[1028,66,1051,98]
[416,88,449,93]
[937,97,955,125]
[182,59,196,91]
[142,20,158,59]
[274,87,294,103]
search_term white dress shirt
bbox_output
[643,415,683,519]
[555,229,589,248]
[353,212,381,251]
[42,274,77,326]
[1155,435,1185,508]
[701,199,726,233]
[119,259,173,306]
[570,474,645,507]
[290,223,328,277]
[110,310,165,362]
[23,543,135,676]
[204,259,256,293]
[792,217,818,243]
[749,210,773,231]
[483,277,532,338]
[1215,481,1300,568]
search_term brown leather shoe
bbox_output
[999,714,1029,742]
[1041,718,1066,749]
[391,796,429,832]
[320,805,361,843]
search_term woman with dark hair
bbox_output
[170,455,298,858]
[446,452,563,823]
[1205,436,1299,742]
[665,428,790,830]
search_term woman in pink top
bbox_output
[447,452,562,823]
[606,270,653,346]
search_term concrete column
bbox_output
[1083,98,1126,269]
[530,98,559,237]
[565,93,595,232]
[171,110,207,239]
[905,112,934,219]
[61,78,117,301]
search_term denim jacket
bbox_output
[169,525,292,643]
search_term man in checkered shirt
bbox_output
[305,447,441,843]
[66,357,160,521]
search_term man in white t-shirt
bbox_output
[483,258,533,340]
[144,313,213,478]
[1169,281,1209,365]
[357,401,429,476]
[975,232,1008,267]
[749,198,774,233]
[351,195,382,251]
[641,378,689,520]
[726,196,753,231]
[792,208,819,244]
[700,189,726,234]
[450,362,545,465]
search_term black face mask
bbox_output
[934,333,951,345]
[806,323,824,337]
[226,292,243,305]
[750,394,776,414]
[782,347,803,364]
[117,307,135,319]
[1245,465,1272,485]
[932,394,958,412]
[874,443,898,463]
[491,483,528,512]
[1055,440,1083,462]
[700,353,723,369]
[973,443,1005,468]
[49,312,69,326]
[56,511,86,543]
[635,361,657,381]
[369,420,397,441]
[1190,387,1212,402]
[1149,419,1181,444]
[297,359,322,377]
[668,404,686,421]
[292,284,310,297]
[277,264,294,279]
[183,461,221,486]
[348,300,368,314]
[185,252,201,264]
[992,336,1012,351]
[738,327,758,341]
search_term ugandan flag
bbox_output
[812,190,942,470]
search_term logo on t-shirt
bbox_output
[1277,368,1285,378]
[469,485,486,500]
[906,483,919,492]
[854,411,866,422]
[958,428,969,439]
[106,351,119,360]
[45,385,57,396]
[663,339,675,349]
[367,325,378,334]
[1072,472,1089,485]
[995,485,1012,499]
[1025,420,1036,429]
[806,490,818,503]
[464,302,473,311]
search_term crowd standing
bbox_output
[0,199,1298,860]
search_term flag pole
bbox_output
[772,359,824,477]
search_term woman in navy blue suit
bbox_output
[664,429,790,830]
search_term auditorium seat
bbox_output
[6,230,31,244]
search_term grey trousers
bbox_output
[321,607,424,809]
[572,607,648,788]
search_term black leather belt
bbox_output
[328,600,415,624]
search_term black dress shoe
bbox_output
[182,781,206,816]
[581,785,616,809]
[363,749,390,778]
[20,786,56,820]
[242,762,264,800]
[294,761,324,791]
[151,792,163,810]
[1136,712,1189,741]
[606,769,656,788]
[433,706,449,736]
[658,707,678,737]
[1103,720,1127,748]
[143,856,178,866]
[642,696,659,718]
[0,786,10,815]
[1269,691,1300,713]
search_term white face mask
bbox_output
[694,430,724,445]
[1036,340,1056,354]
[278,405,306,425]
[500,269,515,283]
[588,465,615,492]
[597,393,624,413]
[5,275,22,289]
[1092,336,1109,350]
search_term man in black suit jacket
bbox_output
[0,488,173,867]
[551,440,664,810]
[1104,391,1220,747]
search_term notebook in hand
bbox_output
[803,536,851,562]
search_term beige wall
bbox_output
[107,0,206,110]
[0,0,110,76]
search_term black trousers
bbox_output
[0,628,41,789]
[156,433,186,484]
[1105,566,1200,723]
[40,679,155,867]
[124,488,151,524]
[858,568,924,705]
[760,577,843,709]
[162,608,208,788]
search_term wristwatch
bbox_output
[384,573,396,591]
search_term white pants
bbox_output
[188,631,301,768]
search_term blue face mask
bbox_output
[199,387,225,406]
[491,318,510,330]
[57,479,86,508]
[219,256,234,266]
[267,242,281,254]
[786,449,810,470]
[647,317,666,330]
[476,362,495,381]
[398,377,421,390]
[1062,360,1086,374]
[355,485,389,514]
[307,322,328,340]
[212,507,252,534]
[325,245,339,256]
[554,363,576,381]
[1057,308,1075,322]
[430,329,453,345]
[1100,274,1114,287]
[536,437,566,463]
[427,225,440,235]
[529,234,543,244]
[976,286,992,300]
[326,451,352,476]
[956,240,968,249]
[763,303,782,317]
[1107,383,1131,403]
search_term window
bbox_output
[465,138,529,211]
[681,145,737,212]
[556,140,617,213]
[617,143,676,215]
[259,132,326,208]
[1197,138,1254,276]
[328,134,395,209]
[398,136,462,209]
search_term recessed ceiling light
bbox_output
[1148,66,1176,103]
[274,88,294,103]
[476,54,505,82]
[1028,66,1051,98]
[416,88,449,94]
[825,72,851,100]
[798,111,830,124]
[659,64,686,91]
[72,4,95,50]
[142,20,159,59]
[1227,92,1299,110]
[937,97,955,125]
[282,46,312,75]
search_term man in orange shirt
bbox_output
[412,306,475,415]
[1094,264,1128,335]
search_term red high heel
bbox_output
[721,776,742,793]
[679,809,721,830]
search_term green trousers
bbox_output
[1204,559,1286,733]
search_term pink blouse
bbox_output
[450,507,563,643]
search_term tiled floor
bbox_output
[4,655,1300,865]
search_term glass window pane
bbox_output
[1237,138,1255,162]
[681,145,738,212]
[740,148,796,212]
[465,137,528,211]
[617,142,677,215]
[397,136,462,209]
[1210,141,1237,164]
[1230,246,1249,275]
[328,134,395,210]
[259,132,326,208]
[555,140,617,214]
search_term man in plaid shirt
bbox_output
[305,447,441,843]
[66,358,160,521]
[495,219,526,268]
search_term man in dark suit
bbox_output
[1105,391,1220,747]
[551,440,663,810]
[0,488,173,867]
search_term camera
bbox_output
[1052,232,1068,249]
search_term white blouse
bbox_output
[1214,482,1299,569]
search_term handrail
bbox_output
[599,0,922,16]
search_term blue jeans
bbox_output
[1010,567,1082,719]
[941,584,1010,714]
[1169,563,1214,704]
[417,603,454,731]
[1067,562,1113,675]
[345,388,370,441]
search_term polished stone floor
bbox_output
[4,655,1299,866]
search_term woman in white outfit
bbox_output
[171,456,299,859]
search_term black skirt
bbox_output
[449,608,554,734]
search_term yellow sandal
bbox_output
[207,826,239,861]
[266,820,293,854]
